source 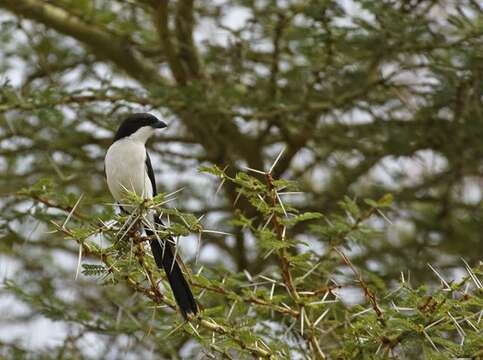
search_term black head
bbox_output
[113,113,167,142]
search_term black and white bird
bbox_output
[104,113,198,318]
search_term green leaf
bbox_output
[257,229,287,250]
[282,212,322,227]
[377,194,393,208]
[198,165,225,177]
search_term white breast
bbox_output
[105,139,153,203]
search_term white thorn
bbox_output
[74,243,83,280]
[269,147,286,174]
[242,166,267,175]
[62,193,84,229]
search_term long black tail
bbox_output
[146,227,198,318]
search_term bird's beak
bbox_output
[153,120,168,129]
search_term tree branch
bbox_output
[175,0,202,79]
[153,0,187,84]
[0,0,165,86]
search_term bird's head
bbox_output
[113,113,167,143]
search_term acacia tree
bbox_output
[0,0,482,359]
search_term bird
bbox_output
[104,112,198,318]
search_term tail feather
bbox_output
[148,233,198,318]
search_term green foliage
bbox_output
[0,0,482,358]
[2,169,481,359]
[81,264,108,277]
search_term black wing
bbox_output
[145,151,157,197]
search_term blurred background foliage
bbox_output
[0,0,482,358]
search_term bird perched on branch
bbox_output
[104,112,198,318]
